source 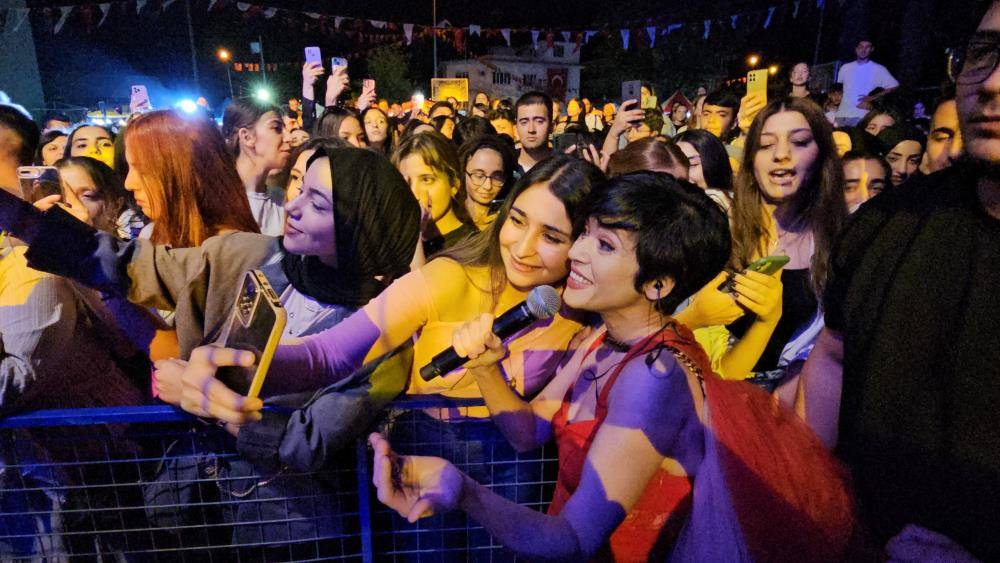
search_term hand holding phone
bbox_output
[719,255,790,293]
[330,56,348,70]
[215,271,287,399]
[611,99,645,133]
[729,268,784,323]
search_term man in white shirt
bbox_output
[835,39,899,126]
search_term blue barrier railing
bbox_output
[0,396,557,562]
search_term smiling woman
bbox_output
[367,172,858,561]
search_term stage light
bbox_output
[747,54,760,66]
[177,99,198,114]
[255,87,272,102]
[217,49,231,62]
[768,65,779,75]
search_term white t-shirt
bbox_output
[246,188,286,236]
[836,60,899,119]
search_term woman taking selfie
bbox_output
[369,173,858,561]
[223,99,294,236]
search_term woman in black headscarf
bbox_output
[0,145,420,369]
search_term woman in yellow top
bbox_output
[178,155,605,553]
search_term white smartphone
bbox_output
[330,56,348,69]
[16,166,61,203]
[304,46,322,65]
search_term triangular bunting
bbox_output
[646,26,656,46]
[334,16,344,29]
[263,7,277,18]
[207,0,218,10]
[162,0,177,10]
[763,6,776,28]
[531,29,540,48]
[703,20,711,39]
[620,29,629,50]
[11,8,30,32]
[54,6,74,34]
[305,12,321,18]
[136,0,148,14]
[501,28,511,46]
[731,14,738,29]
[793,0,801,17]
[404,23,414,44]
[236,2,250,11]
[666,23,682,35]
[469,24,481,36]
[370,20,387,28]
[584,30,597,44]
[561,31,571,42]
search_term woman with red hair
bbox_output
[124,109,260,246]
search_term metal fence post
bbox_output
[356,438,375,563]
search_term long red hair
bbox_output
[124,110,259,247]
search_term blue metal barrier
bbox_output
[0,397,557,562]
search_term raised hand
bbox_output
[731,268,783,323]
[369,433,465,523]
[301,61,324,101]
[451,313,508,369]
[610,99,645,136]
[677,271,745,329]
[325,65,350,107]
[737,93,767,132]
[178,344,261,425]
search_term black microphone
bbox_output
[419,285,561,381]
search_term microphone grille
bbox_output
[526,285,561,319]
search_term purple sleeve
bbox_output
[262,310,383,396]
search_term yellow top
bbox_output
[362,257,583,415]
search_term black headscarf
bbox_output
[281,147,420,307]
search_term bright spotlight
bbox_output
[255,88,272,102]
[177,99,198,114]
[768,65,779,75]
[747,54,760,66]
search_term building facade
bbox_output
[441,42,582,103]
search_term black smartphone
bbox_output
[215,271,287,398]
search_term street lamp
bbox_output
[768,64,779,76]
[747,54,760,67]
[217,48,234,100]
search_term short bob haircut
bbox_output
[583,171,731,314]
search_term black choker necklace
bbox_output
[603,334,631,352]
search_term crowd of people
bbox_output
[0,2,998,560]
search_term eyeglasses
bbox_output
[948,41,1000,85]
[466,170,505,188]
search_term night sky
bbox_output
[23,0,986,114]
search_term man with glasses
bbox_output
[801,3,1000,561]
